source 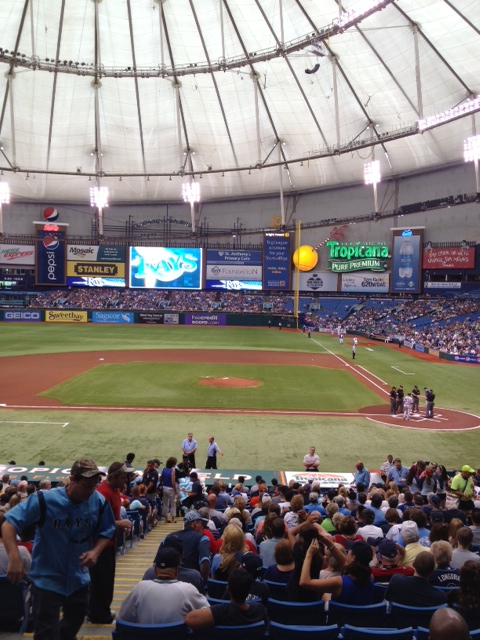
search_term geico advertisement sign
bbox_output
[4,311,41,322]
[46,310,88,323]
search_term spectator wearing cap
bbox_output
[185,567,268,630]
[141,534,205,594]
[88,461,132,624]
[450,465,476,514]
[370,538,413,582]
[300,527,375,605]
[161,510,211,582]
[1,458,115,640]
[119,547,209,624]
[399,521,432,567]
[386,551,448,607]
[451,527,480,569]
[304,491,327,516]
[429,540,461,587]
[186,471,204,509]
[176,454,192,481]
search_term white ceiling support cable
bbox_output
[158,0,165,71]
[219,0,226,62]
[29,0,36,57]
[278,141,285,226]
[174,82,183,173]
[332,55,340,149]
[412,24,423,120]
[253,72,261,166]
[279,0,285,48]
[7,76,16,169]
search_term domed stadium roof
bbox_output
[0,0,478,205]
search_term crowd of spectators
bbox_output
[24,289,480,356]
[2,455,480,635]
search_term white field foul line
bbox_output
[391,366,414,375]
[0,420,69,428]
[307,334,387,395]
[357,366,387,385]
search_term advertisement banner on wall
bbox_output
[422,247,475,269]
[298,271,338,292]
[3,310,42,322]
[66,276,126,288]
[92,311,134,324]
[138,312,165,325]
[341,272,390,293]
[205,280,262,291]
[67,262,125,278]
[390,228,423,294]
[424,281,462,289]
[35,223,68,286]
[0,245,35,265]
[164,314,180,325]
[185,313,227,326]
[45,310,88,323]
[129,247,203,289]
[67,245,126,262]
[206,264,262,280]
[263,233,291,290]
[207,250,262,265]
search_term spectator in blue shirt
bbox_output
[353,462,371,489]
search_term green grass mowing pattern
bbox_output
[38,362,380,411]
[1,324,479,471]
[0,324,312,356]
[0,408,478,472]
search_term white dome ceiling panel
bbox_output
[0,0,478,205]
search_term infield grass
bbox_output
[0,324,478,471]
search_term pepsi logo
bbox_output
[43,235,59,250]
[43,207,59,221]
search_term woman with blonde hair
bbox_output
[449,518,464,548]
[211,524,248,580]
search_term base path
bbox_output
[0,349,478,431]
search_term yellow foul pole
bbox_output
[294,220,301,329]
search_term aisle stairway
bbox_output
[79,520,179,640]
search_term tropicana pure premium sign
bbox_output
[326,240,389,273]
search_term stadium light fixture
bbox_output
[90,185,109,209]
[90,185,109,237]
[464,134,480,193]
[364,160,381,212]
[0,181,9,235]
[182,180,200,232]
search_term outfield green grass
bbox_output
[0,324,478,471]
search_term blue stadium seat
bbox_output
[342,624,414,639]
[373,583,388,603]
[206,578,228,599]
[417,626,480,639]
[267,598,326,626]
[112,619,189,640]
[191,620,266,639]
[263,579,289,601]
[389,603,447,629]
[269,621,338,639]
[327,601,388,628]
[0,576,30,633]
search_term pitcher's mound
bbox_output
[199,377,262,388]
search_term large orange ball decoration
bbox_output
[293,245,318,271]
